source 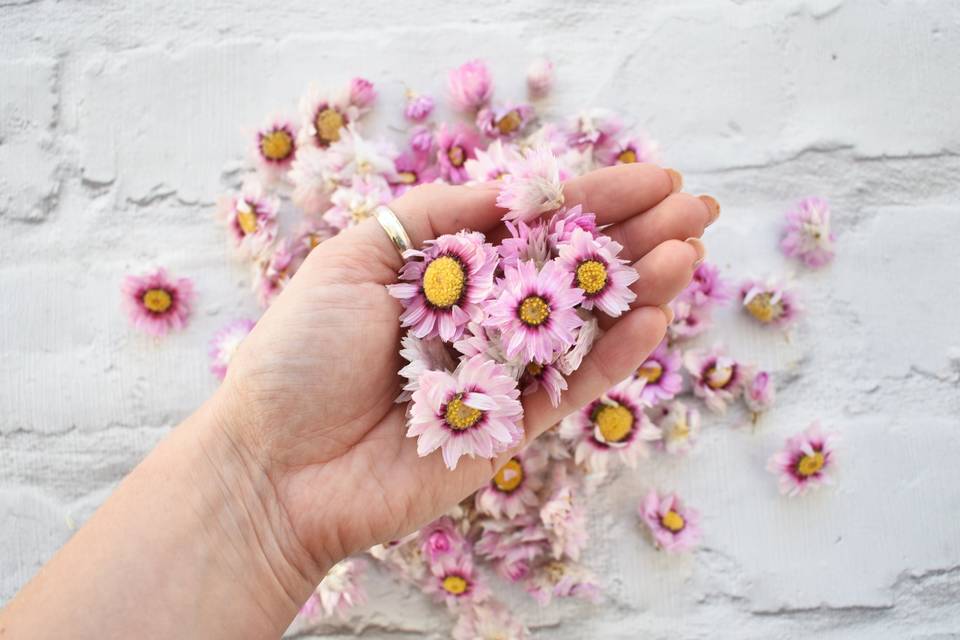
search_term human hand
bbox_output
[216,163,718,586]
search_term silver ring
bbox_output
[374,205,413,256]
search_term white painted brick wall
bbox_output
[2,1,960,637]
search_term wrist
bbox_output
[187,390,330,618]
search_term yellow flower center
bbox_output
[397,170,417,184]
[444,394,483,431]
[705,365,733,389]
[617,148,638,164]
[637,360,663,384]
[575,260,607,295]
[545,561,566,583]
[593,403,634,443]
[442,575,468,595]
[493,458,524,493]
[670,419,690,440]
[259,129,293,161]
[448,145,465,167]
[796,451,825,477]
[314,107,344,144]
[519,295,550,327]
[497,110,523,135]
[422,256,466,309]
[661,510,685,533]
[745,292,783,323]
[236,207,258,235]
[526,362,543,377]
[142,288,172,314]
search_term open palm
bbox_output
[223,163,716,569]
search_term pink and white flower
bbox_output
[781,196,835,268]
[597,134,657,166]
[526,58,554,98]
[288,147,335,216]
[425,554,489,608]
[323,178,393,231]
[464,139,520,183]
[540,482,588,561]
[407,355,524,470]
[685,346,746,413]
[453,601,529,640]
[216,178,278,257]
[397,334,457,402]
[388,231,498,342]
[299,558,367,621]
[555,228,638,317]
[546,205,598,251]
[297,83,356,149]
[323,126,398,185]
[498,218,551,270]
[496,145,564,222]
[208,319,255,381]
[448,59,493,112]
[767,422,837,496]
[520,361,568,408]
[638,490,701,553]
[681,261,732,309]
[436,123,481,184]
[630,339,683,406]
[420,516,469,566]
[475,446,547,519]
[485,259,584,364]
[525,560,601,606]
[559,383,660,471]
[744,370,775,422]
[254,239,307,307]
[668,299,713,341]
[253,116,297,182]
[740,279,799,329]
[121,268,195,337]
[404,92,435,122]
[653,401,701,456]
[567,108,623,150]
[390,149,440,195]
[476,103,535,139]
[348,77,377,110]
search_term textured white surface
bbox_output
[2,1,960,638]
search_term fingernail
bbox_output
[685,237,706,267]
[659,304,675,325]
[665,168,683,194]
[699,195,720,226]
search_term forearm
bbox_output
[0,392,325,639]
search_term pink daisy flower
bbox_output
[781,196,835,268]
[520,361,568,408]
[767,422,837,497]
[121,268,195,337]
[524,560,601,606]
[526,58,554,99]
[324,126,398,185]
[539,482,588,561]
[253,116,297,183]
[567,108,623,150]
[297,83,355,149]
[294,216,336,254]
[681,261,732,309]
[208,319,255,381]
[299,558,366,621]
[409,125,434,154]
[475,512,548,574]
[629,338,683,406]
[404,92,435,122]
[397,334,457,402]
[555,227,638,317]
[484,259,584,364]
[436,123,480,184]
[390,149,440,195]
[740,278,800,329]
[597,134,658,166]
[407,355,523,470]
[668,299,713,341]
[464,139,520,183]
[559,383,660,471]
[420,516,469,566]
[323,178,393,231]
[496,144,564,222]
[388,231,498,342]
[653,400,701,456]
[254,239,306,307]
[216,178,278,257]
[453,601,529,640]
[684,346,746,413]
[745,370,775,422]
[425,554,489,609]
[639,490,701,553]
[546,204,598,250]
[554,315,599,376]
[288,147,334,217]
[475,446,548,519]
[448,59,493,112]
[348,77,377,110]
[498,218,551,270]
[476,103,535,139]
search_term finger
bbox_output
[596,239,701,330]
[562,163,680,226]
[497,305,669,464]
[340,183,503,271]
[606,192,717,262]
